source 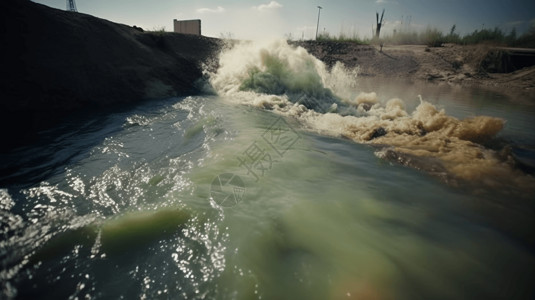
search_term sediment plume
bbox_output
[209,40,535,194]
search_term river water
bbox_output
[1,40,534,299]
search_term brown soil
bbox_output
[292,41,535,100]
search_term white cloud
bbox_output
[196,6,225,14]
[252,1,283,12]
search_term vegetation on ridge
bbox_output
[298,24,535,48]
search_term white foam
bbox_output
[207,40,535,192]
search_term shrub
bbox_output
[422,27,444,47]
[316,31,368,44]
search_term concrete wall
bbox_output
[173,19,201,36]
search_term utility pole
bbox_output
[315,6,322,40]
[66,0,77,12]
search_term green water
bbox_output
[1,82,534,299]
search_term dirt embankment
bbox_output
[1,0,222,149]
[293,41,535,98]
[2,0,533,149]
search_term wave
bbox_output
[208,40,535,194]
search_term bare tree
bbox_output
[375,9,385,39]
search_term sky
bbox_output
[34,0,535,40]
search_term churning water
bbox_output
[1,40,534,299]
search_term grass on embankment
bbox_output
[307,25,535,48]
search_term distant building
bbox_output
[173,19,201,36]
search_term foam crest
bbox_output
[208,40,534,193]
[210,40,362,113]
